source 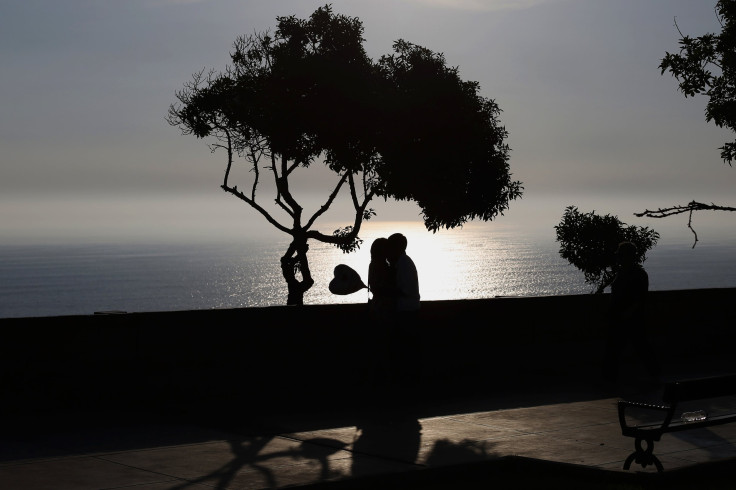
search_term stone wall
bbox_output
[1,288,734,417]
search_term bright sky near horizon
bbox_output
[2,0,735,246]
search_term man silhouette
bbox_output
[387,233,421,395]
[602,241,660,385]
[387,233,420,314]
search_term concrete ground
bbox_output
[2,366,736,490]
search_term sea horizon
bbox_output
[1,219,734,320]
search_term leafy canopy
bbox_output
[635,1,736,245]
[555,206,660,294]
[168,4,521,239]
[660,0,736,164]
[376,40,520,231]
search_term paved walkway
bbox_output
[2,371,736,490]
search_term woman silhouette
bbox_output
[367,237,396,321]
[364,237,398,392]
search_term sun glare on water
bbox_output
[304,220,582,305]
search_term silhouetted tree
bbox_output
[168,5,522,305]
[555,206,659,294]
[375,40,518,231]
[636,0,736,245]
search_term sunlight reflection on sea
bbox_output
[305,221,589,305]
[0,219,734,318]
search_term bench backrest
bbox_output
[662,374,736,404]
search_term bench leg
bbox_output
[623,452,637,470]
[623,438,664,473]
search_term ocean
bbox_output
[1,221,734,319]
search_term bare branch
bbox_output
[348,171,375,215]
[223,131,234,187]
[248,142,261,202]
[688,209,699,249]
[634,200,736,218]
[348,172,360,210]
[269,153,280,198]
[304,172,349,230]
[220,184,292,235]
[269,154,293,218]
[307,229,353,244]
[306,172,374,245]
[286,160,300,176]
[274,155,303,227]
[634,200,736,248]
[674,16,684,39]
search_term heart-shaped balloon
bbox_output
[329,264,367,295]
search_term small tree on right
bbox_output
[636,0,736,245]
[556,206,660,294]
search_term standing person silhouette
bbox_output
[387,233,420,315]
[365,237,397,392]
[602,241,661,385]
[367,237,396,323]
[387,233,421,398]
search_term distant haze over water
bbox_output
[1,221,734,319]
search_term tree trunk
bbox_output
[280,239,315,305]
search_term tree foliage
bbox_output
[375,40,519,231]
[555,206,660,294]
[638,1,736,241]
[660,0,736,164]
[167,5,521,305]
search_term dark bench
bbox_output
[618,373,736,472]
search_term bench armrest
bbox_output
[618,400,675,436]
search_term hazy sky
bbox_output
[2,0,734,245]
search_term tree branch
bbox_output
[634,200,736,218]
[223,130,234,187]
[306,173,374,245]
[348,172,360,210]
[270,154,295,219]
[688,209,699,249]
[674,16,684,39]
[275,155,303,227]
[304,172,349,230]
[307,228,356,244]
[349,171,375,217]
[247,142,262,202]
[634,200,736,248]
[220,184,292,235]
[286,160,300,176]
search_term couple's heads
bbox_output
[370,237,390,260]
[388,233,407,255]
[370,233,407,261]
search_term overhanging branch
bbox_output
[634,200,736,218]
[221,184,292,235]
[635,200,736,248]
